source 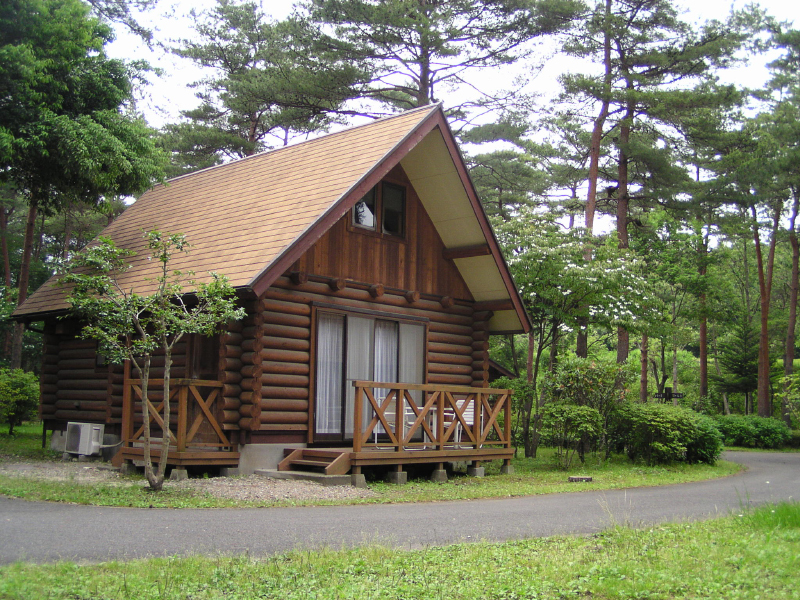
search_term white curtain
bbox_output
[399,323,425,406]
[374,320,398,391]
[315,313,344,434]
[345,316,373,435]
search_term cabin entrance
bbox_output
[313,309,425,442]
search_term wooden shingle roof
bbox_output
[15,105,531,333]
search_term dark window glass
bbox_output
[382,183,405,237]
[353,187,377,229]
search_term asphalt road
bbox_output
[1,451,798,565]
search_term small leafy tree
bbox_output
[0,368,38,434]
[540,404,603,469]
[61,231,245,491]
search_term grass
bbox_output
[0,422,60,461]
[0,422,741,508]
[1,501,798,599]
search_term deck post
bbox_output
[504,392,512,451]
[177,384,188,453]
[353,385,363,453]
[395,386,403,452]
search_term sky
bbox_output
[107,0,798,130]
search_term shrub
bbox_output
[611,403,723,465]
[714,414,791,449]
[0,369,39,435]
[540,403,603,469]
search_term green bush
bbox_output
[540,403,603,469]
[714,414,791,449]
[611,403,723,465]
[0,369,39,435]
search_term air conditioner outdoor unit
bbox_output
[65,422,104,456]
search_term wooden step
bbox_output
[277,448,352,475]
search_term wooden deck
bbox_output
[119,378,239,467]
[280,381,514,475]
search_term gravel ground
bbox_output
[0,458,378,502]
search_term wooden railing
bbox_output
[353,381,512,453]
[122,378,232,453]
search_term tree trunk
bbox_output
[615,72,634,364]
[698,233,709,398]
[751,203,780,417]
[783,188,799,426]
[10,197,39,369]
[712,336,731,415]
[639,333,648,402]
[578,0,612,358]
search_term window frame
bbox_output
[350,181,407,241]
[310,304,428,443]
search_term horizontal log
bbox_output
[429,331,473,346]
[428,321,474,337]
[267,280,474,319]
[58,339,97,350]
[262,336,309,352]
[259,399,308,412]
[58,358,95,370]
[43,354,60,365]
[240,365,263,379]
[56,369,102,380]
[41,374,58,384]
[238,417,253,430]
[263,323,309,340]
[471,340,489,352]
[241,352,262,366]
[55,389,108,401]
[428,352,473,366]
[57,379,109,391]
[40,404,57,415]
[259,411,308,425]
[427,373,474,386]
[472,360,488,372]
[54,410,106,421]
[261,373,309,387]
[241,325,260,339]
[42,363,59,373]
[473,299,513,312]
[222,344,243,359]
[221,397,241,411]
[55,399,107,412]
[239,391,261,404]
[428,342,472,356]
[221,332,243,346]
[261,348,310,363]
[226,319,244,333]
[262,312,310,329]
[263,298,311,317]
[239,404,257,418]
[220,371,243,385]
[220,358,243,371]
[262,361,309,376]
[443,244,491,260]
[262,386,308,400]
[369,284,384,298]
[239,338,262,354]
[222,410,241,423]
[428,362,473,376]
[222,384,241,398]
[41,384,58,395]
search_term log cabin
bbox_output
[13,104,531,483]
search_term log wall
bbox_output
[41,318,190,431]
[258,276,488,440]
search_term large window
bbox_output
[352,182,406,238]
[314,310,425,440]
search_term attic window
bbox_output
[352,182,405,238]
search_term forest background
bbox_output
[1,0,799,451]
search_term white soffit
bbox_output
[454,255,507,301]
[400,131,485,248]
[489,311,523,333]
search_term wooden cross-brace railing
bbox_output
[352,381,512,454]
[122,378,231,452]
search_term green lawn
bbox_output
[2,502,798,599]
[0,422,741,508]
